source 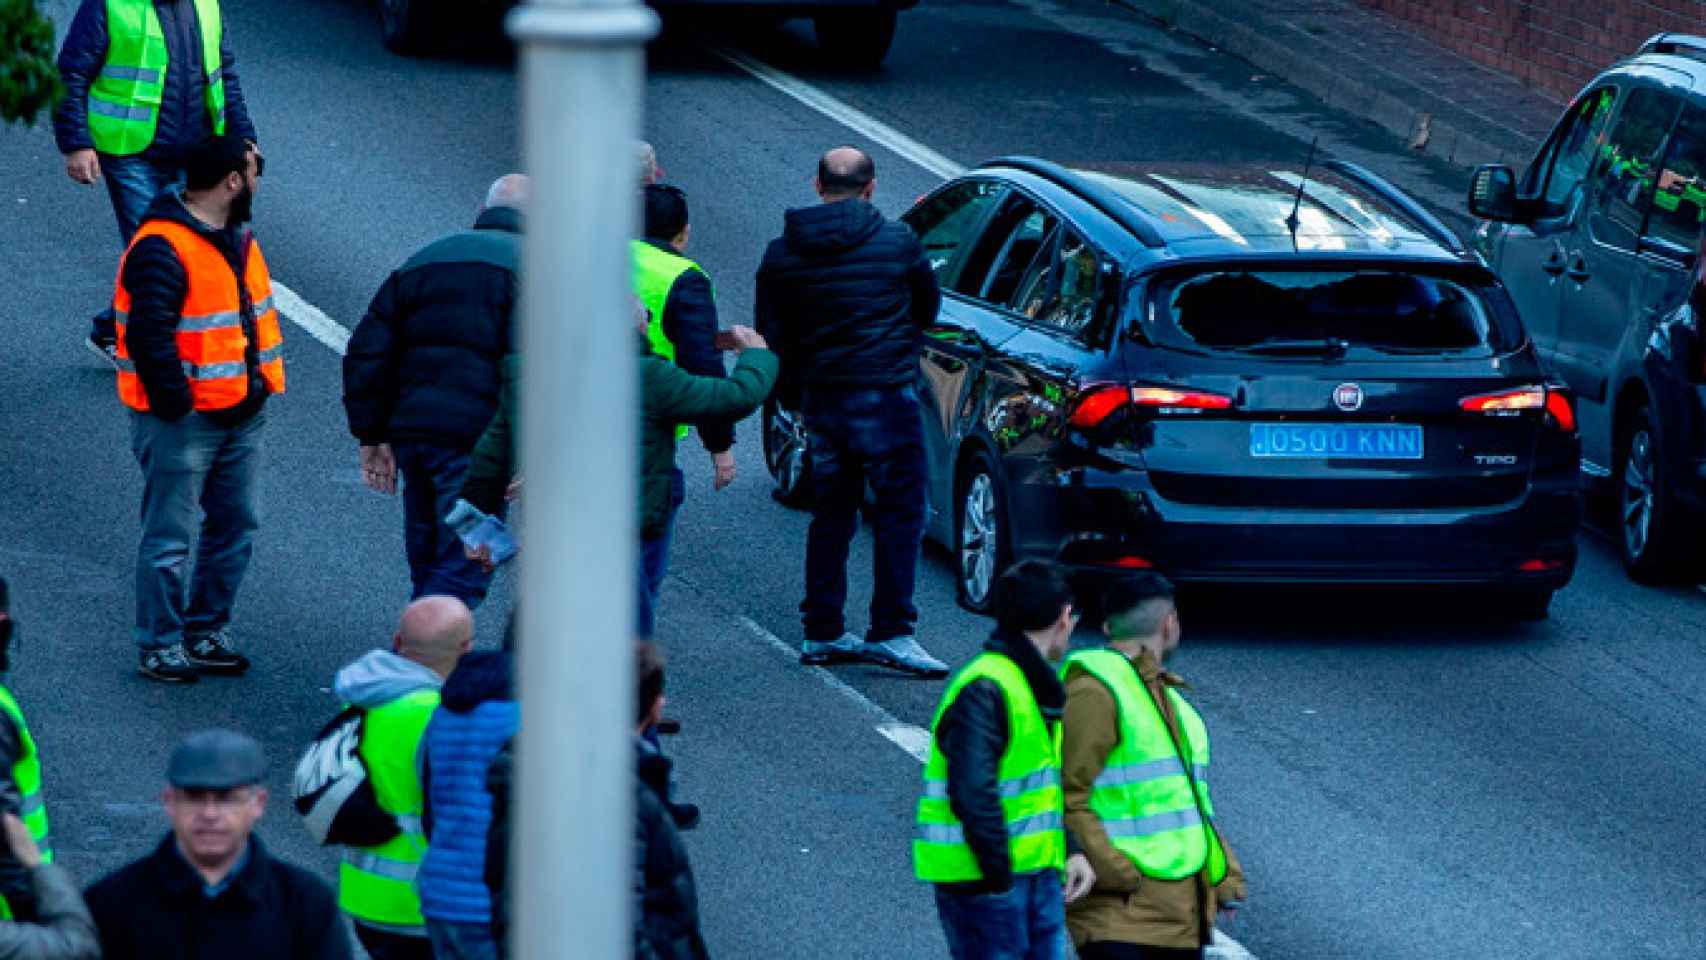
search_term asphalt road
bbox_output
[2,0,1705,957]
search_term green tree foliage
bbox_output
[1,0,64,126]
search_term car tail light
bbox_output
[1130,387,1234,410]
[1098,555,1154,569]
[1518,558,1566,573]
[1071,385,1235,429]
[1070,386,1132,429]
[1459,386,1545,413]
[1543,386,1576,433]
[1460,385,1575,432]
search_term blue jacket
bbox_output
[420,651,517,924]
[54,0,259,161]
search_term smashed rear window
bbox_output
[1153,270,1507,357]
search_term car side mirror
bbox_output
[1468,165,1521,222]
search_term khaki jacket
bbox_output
[1062,649,1246,950]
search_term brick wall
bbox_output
[1360,0,1706,103]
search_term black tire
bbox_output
[1615,405,1687,583]
[813,9,898,69]
[379,0,443,56]
[762,401,811,508]
[954,450,1012,614]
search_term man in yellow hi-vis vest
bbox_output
[0,577,58,926]
[53,0,259,365]
[1061,573,1246,960]
[915,560,1095,959]
[328,597,472,960]
[631,184,739,636]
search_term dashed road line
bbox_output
[274,281,350,355]
[708,46,967,181]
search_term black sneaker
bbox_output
[84,333,119,370]
[185,629,251,675]
[139,644,200,684]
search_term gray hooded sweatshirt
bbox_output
[334,649,444,708]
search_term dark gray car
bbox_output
[1470,33,1706,581]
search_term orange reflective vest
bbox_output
[112,220,285,412]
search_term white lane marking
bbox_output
[708,46,967,181]
[274,281,350,355]
[737,616,934,757]
[739,614,1255,958]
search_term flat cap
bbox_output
[167,729,267,790]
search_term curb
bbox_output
[1110,0,1545,171]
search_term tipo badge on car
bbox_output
[1333,383,1365,412]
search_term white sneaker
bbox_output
[860,636,949,678]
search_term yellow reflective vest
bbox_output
[1061,648,1225,883]
[338,689,439,934]
[88,0,228,156]
[915,652,1065,883]
[0,685,50,921]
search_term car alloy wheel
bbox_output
[1621,425,1656,563]
[960,472,999,609]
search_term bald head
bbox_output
[395,596,474,678]
[816,146,876,202]
[484,173,530,212]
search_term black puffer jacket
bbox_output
[120,192,270,426]
[933,630,1069,895]
[635,744,707,960]
[54,0,259,162]
[754,199,940,399]
[342,206,520,450]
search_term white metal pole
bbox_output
[508,0,657,956]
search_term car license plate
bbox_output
[1249,423,1423,460]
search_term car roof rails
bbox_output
[977,156,1167,248]
[1319,159,1465,254]
[1637,32,1706,63]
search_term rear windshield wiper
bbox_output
[1231,337,1350,358]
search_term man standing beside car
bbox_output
[755,145,948,677]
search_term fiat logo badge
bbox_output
[1333,383,1364,411]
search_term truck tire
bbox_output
[379,0,443,56]
[813,10,898,68]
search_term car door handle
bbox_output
[1566,254,1590,283]
[1541,250,1566,276]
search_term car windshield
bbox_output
[1154,269,1505,356]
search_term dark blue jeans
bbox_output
[637,467,686,638]
[95,154,185,339]
[394,442,492,609]
[129,410,264,650]
[934,871,1067,960]
[801,385,927,643]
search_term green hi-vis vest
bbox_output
[88,0,227,157]
[339,689,440,934]
[915,652,1065,883]
[1061,648,1226,884]
[0,685,51,922]
[631,240,710,442]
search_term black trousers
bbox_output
[354,923,434,960]
[1077,943,1205,960]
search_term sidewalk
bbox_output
[1114,0,1565,169]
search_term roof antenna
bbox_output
[1285,136,1320,244]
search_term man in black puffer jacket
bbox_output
[755,146,948,679]
[342,175,525,610]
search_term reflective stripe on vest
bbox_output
[631,240,710,442]
[0,685,51,921]
[112,219,286,413]
[914,652,1065,883]
[1061,648,1226,884]
[340,689,439,932]
[88,0,227,157]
